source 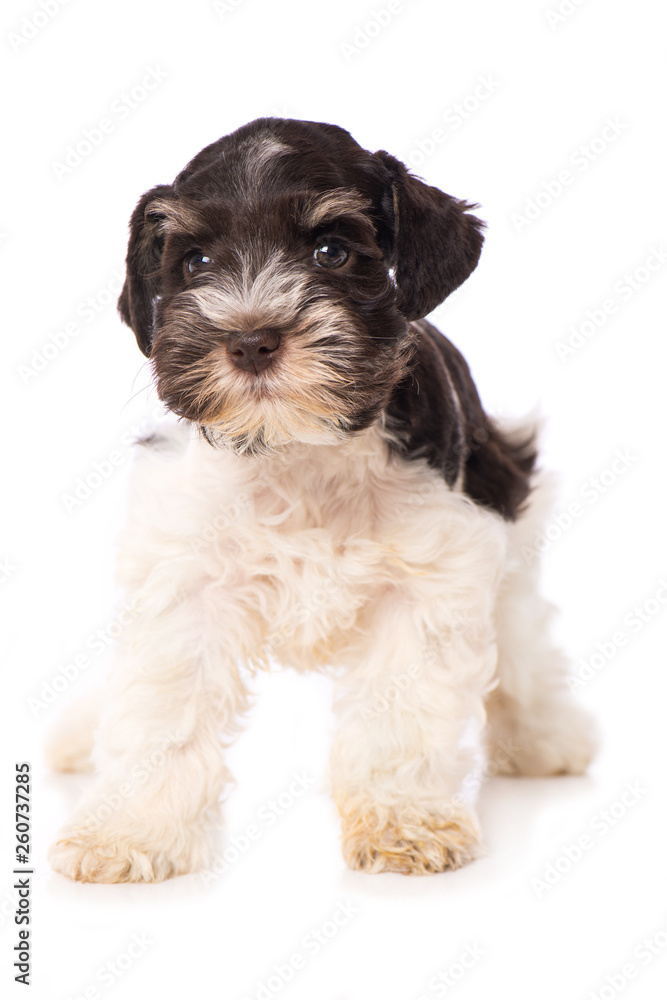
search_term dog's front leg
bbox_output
[48,576,249,883]
[330,577,500,876]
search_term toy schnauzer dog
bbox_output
[48,118,595,881]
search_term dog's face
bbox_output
[119,118,484,454]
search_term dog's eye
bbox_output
[313,242,349,268]
[186,252,213,274]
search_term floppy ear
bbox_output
[374,151,485,321]
[117,184,175,357]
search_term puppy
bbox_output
[48,118,596,881]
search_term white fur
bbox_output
[48,419,596,881]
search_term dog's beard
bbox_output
[200,402,350,455]
[152,274,413,454]
[154,316,383,455]
[196,354,356,455]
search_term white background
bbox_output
[2,0,666,998]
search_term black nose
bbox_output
[226,329,281,373]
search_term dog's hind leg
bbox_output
[486,472,598,776]
[45,689,101,774]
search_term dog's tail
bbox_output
[464,408,541,521]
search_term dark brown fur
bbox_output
[385,321,536,518]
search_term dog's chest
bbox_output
[190,428,447,663]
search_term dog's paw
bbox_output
[339,800,481,875]
[48,826,198,883]
[488,698,598,777]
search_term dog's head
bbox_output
[119,118,484,454]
